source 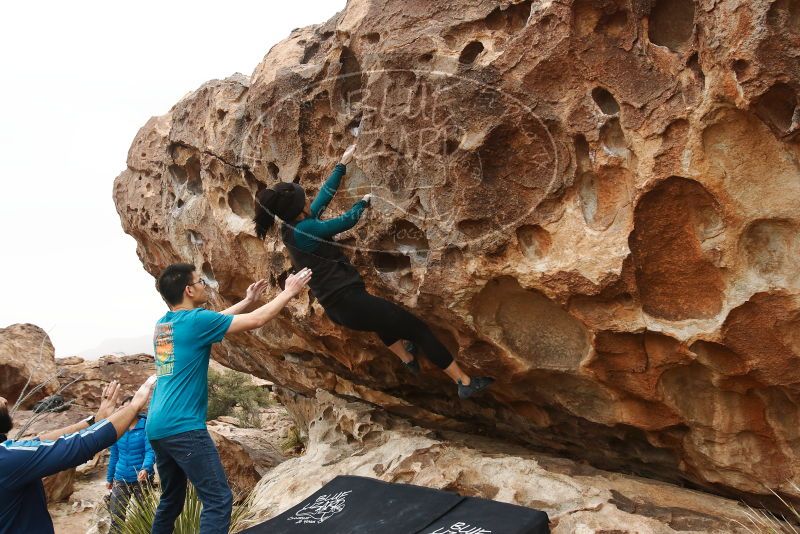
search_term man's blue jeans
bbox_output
[150,429,232,534]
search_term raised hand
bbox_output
[284,268,312,297]
[96,381,121,421]
[362,193,373,206]
[245,279,269,303]
[131,376,157,412]
[340,144,357,165]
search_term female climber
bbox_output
[253,144,493,399]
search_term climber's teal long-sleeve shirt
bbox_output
[292,163,368,251]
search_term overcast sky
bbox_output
[0,0,346,357]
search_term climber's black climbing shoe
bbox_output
[404,358,421,374]
[403,341,421,374]
[458,377,494,399]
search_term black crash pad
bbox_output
[242,475,550,534]
[419,496,550,534]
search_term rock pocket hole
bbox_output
[337,47,364,106]
[485,0,532,32]
[740,219,800,278]
[372,252,411,273]
[228,186,255,219]
[459,41,484,64]
[168,154,202,195]
[301,42,320,65]
[591,87,620,115]
[754,83,798,134]
[629,176,724,320]
[268,162,280,181]
[600,118,627,155]
[363,32,380,43]
[387,221,428,255]
[471,277,590,371]
[648,0,695,51]
[732,59,750,80]
[516,225,551,260]
[578,167,632,231]
[574,135,591,172]
[687,52,705,86]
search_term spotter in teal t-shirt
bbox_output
[146,308,233,441]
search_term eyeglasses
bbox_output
[188,279,207,287]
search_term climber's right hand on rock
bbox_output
[284,268,312,297]
[340,144,357,165]
[362,193,373,206]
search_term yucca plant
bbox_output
[280,426,306,454]
[735,484,800,534]
[118,480,260,534]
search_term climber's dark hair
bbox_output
[254,188,278,239]
[0,402,11,437]
[254,183,306,239]
[157,263,196,306]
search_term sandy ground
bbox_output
[50,467,109,534]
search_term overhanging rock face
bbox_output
[113,0,800,501]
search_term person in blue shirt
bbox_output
[253,143,493,399]
[0,377,156,534]
[148,262,311,534]
[106,395,155,533]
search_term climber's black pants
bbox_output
[324,286,455,369]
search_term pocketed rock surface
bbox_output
[114,0,800,505]
[247,390,756,533]
[0,323,59,406]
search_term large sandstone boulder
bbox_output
[113,0,800,504]
[57,354,155,410]
[247,390,758,533]
[207,404,300,496]
[0,324,59,406]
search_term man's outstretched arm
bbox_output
[36,381,123,441]
[227,268,312,334]
[3,377,155,487]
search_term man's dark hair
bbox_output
[0,404,12,440]
[157,263,196,306]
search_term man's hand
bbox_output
[284,268,312,297]
[130,376,157,413]
[362,193,373,206]
[245,279,269,303]
[137,470,148,483]
[340,144,357,165]
[96,381,121,421]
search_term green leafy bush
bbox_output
[207,368,272,428]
